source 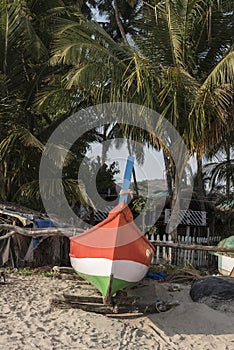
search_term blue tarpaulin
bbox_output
[32,219,56,248]
[146,272,167,280]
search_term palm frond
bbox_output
[203,48,234,87]
[0,126,44,160]
[204,158,234,190]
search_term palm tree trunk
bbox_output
[114,0,127,42]
[196,152,205,211]
[132,167,139,196]
[169,173,180,242]
[126,139,138,195]
[225,140,230,199]
[3,160,12,201]
[196,151,206,239]
[163,150,173,199]
[101,125,109,165]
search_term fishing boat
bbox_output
[69,156,155,301]
[217,254,234,276]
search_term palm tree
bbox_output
[92,0,140,41]
[0,0,99,205]
[204,129,234,197]
[42,0,233,238]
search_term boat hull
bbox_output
[70,201,155,296]
[70,257,149,296]
[216,236,234,276]
[217,254,234,276]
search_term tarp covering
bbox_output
[0,206,71,268]
[0,208,33,226]
[33,219,55,228]
[218,236,234,251]
[32,219,56,248]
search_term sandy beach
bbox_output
[1,273,234,350]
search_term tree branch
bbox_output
[114,0,127,42]
[0,224,83,240]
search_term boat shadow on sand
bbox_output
[51,273,234,336]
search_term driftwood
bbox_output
[50,279,179,315]
[50,295,175,315]
[0,202,43,216]
[52,266,77,274]
[63,294,104,304]
[62,293,139,305]
[0,224,83,240]
[50,298,113,313]
[1,223,234,254]
[166,269,201,283]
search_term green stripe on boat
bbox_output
[78,272,136,297]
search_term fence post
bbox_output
[155,234,160,264]
[168,234,172,264]
[187,236,192,264]
[162,234,166,262]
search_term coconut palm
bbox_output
[205,158,234,195]
[204,129,234,197]
[0,0,100,205]
[46,1,233,147]
[40,0,233,239]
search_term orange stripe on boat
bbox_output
[70,201,154,265]
[70,236,154,266]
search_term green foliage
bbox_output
[132,195,147,213]
[0,0,233,221]
[13,267,55,278]
[92,0,141,40]
[79,158,120,206]
[215,195,234,236]
[13,267,34,276]
[46,0,234,155]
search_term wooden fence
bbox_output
[145,233,221,267]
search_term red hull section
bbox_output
[70,201,154,265]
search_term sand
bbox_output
[0,274,234,350]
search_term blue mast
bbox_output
[119,156,134,203]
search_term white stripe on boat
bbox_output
[70,257,148,282]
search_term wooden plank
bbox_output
[62,294,140,305]
[63,294,104,304]
[53,266,77,274]
[50,296,178,315]
[50,298,113,313]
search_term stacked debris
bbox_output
[0,203,71,268]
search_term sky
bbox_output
[86,140,197,184]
